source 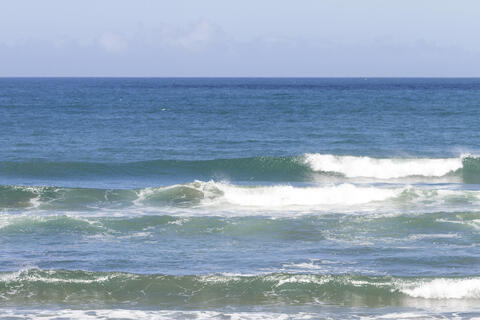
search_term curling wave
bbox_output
[1,269,480,307]
[304,154,473,179]
[1,154,480,183]
[0,182,399,211]
[1,181,480,212]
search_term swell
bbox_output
[1,181,480,211]
[1,154,480,182]
[0,157,312,182]
[1,269,480,307]
[1,212,479,241]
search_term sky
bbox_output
[1,0,479,77]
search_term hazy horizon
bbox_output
[2,0,480,77]
[2,76,480,79]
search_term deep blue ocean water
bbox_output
[1,78,480,319]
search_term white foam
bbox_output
[359,312,448,320]
[210,182,400,207]
[263,274,332,287]
[400,278,480,299]
[90,180,480,216]
[0,309,317,320]
[9,180,479,218]
[407,233,460,241]
[282,261,327,271]
[131,181,403,213]
[0,268,122,284]
[304,154,463,179]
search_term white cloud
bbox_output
[174,20,221,49]
[98,32,128,53]
[139,20,227,51]
[1,19,480,76]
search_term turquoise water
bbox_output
[1,78,480,319]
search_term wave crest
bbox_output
[399,278,480,299]
[2,154,480,183]
[1,269,480,307]
[2,181,480,213]
[303,154,467,179]
[0,182,402,211]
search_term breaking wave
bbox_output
[1,181,480,212]
[1,269,480,307]
[304,154,465,179]
[1,154,480,183]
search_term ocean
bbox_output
[1,78,480,319]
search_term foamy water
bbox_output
[304,154,466,179]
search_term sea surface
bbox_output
[1,78,480,319]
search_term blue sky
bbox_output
[1,0,479,76]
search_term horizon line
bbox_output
[1,76,480,79]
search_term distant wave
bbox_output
[1,154,479,182]
[304,153,480,182]
[1,269,480,307]
[1,181,480,212]
[0,157,312,182]
[304,154,466,179]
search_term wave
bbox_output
[1,269,480,307]
[2,212,479,244]
[400,278,480,299]
[0,310,475,320]
[2,154,480,183]
[1,181,480,212]
[0,157,312,182]
[304,154,471,179]
[0,309,346,320]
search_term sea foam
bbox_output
[303,154,464,179]
[400,278,480,299]
[215,182,399,207]
[3,181,480,214]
